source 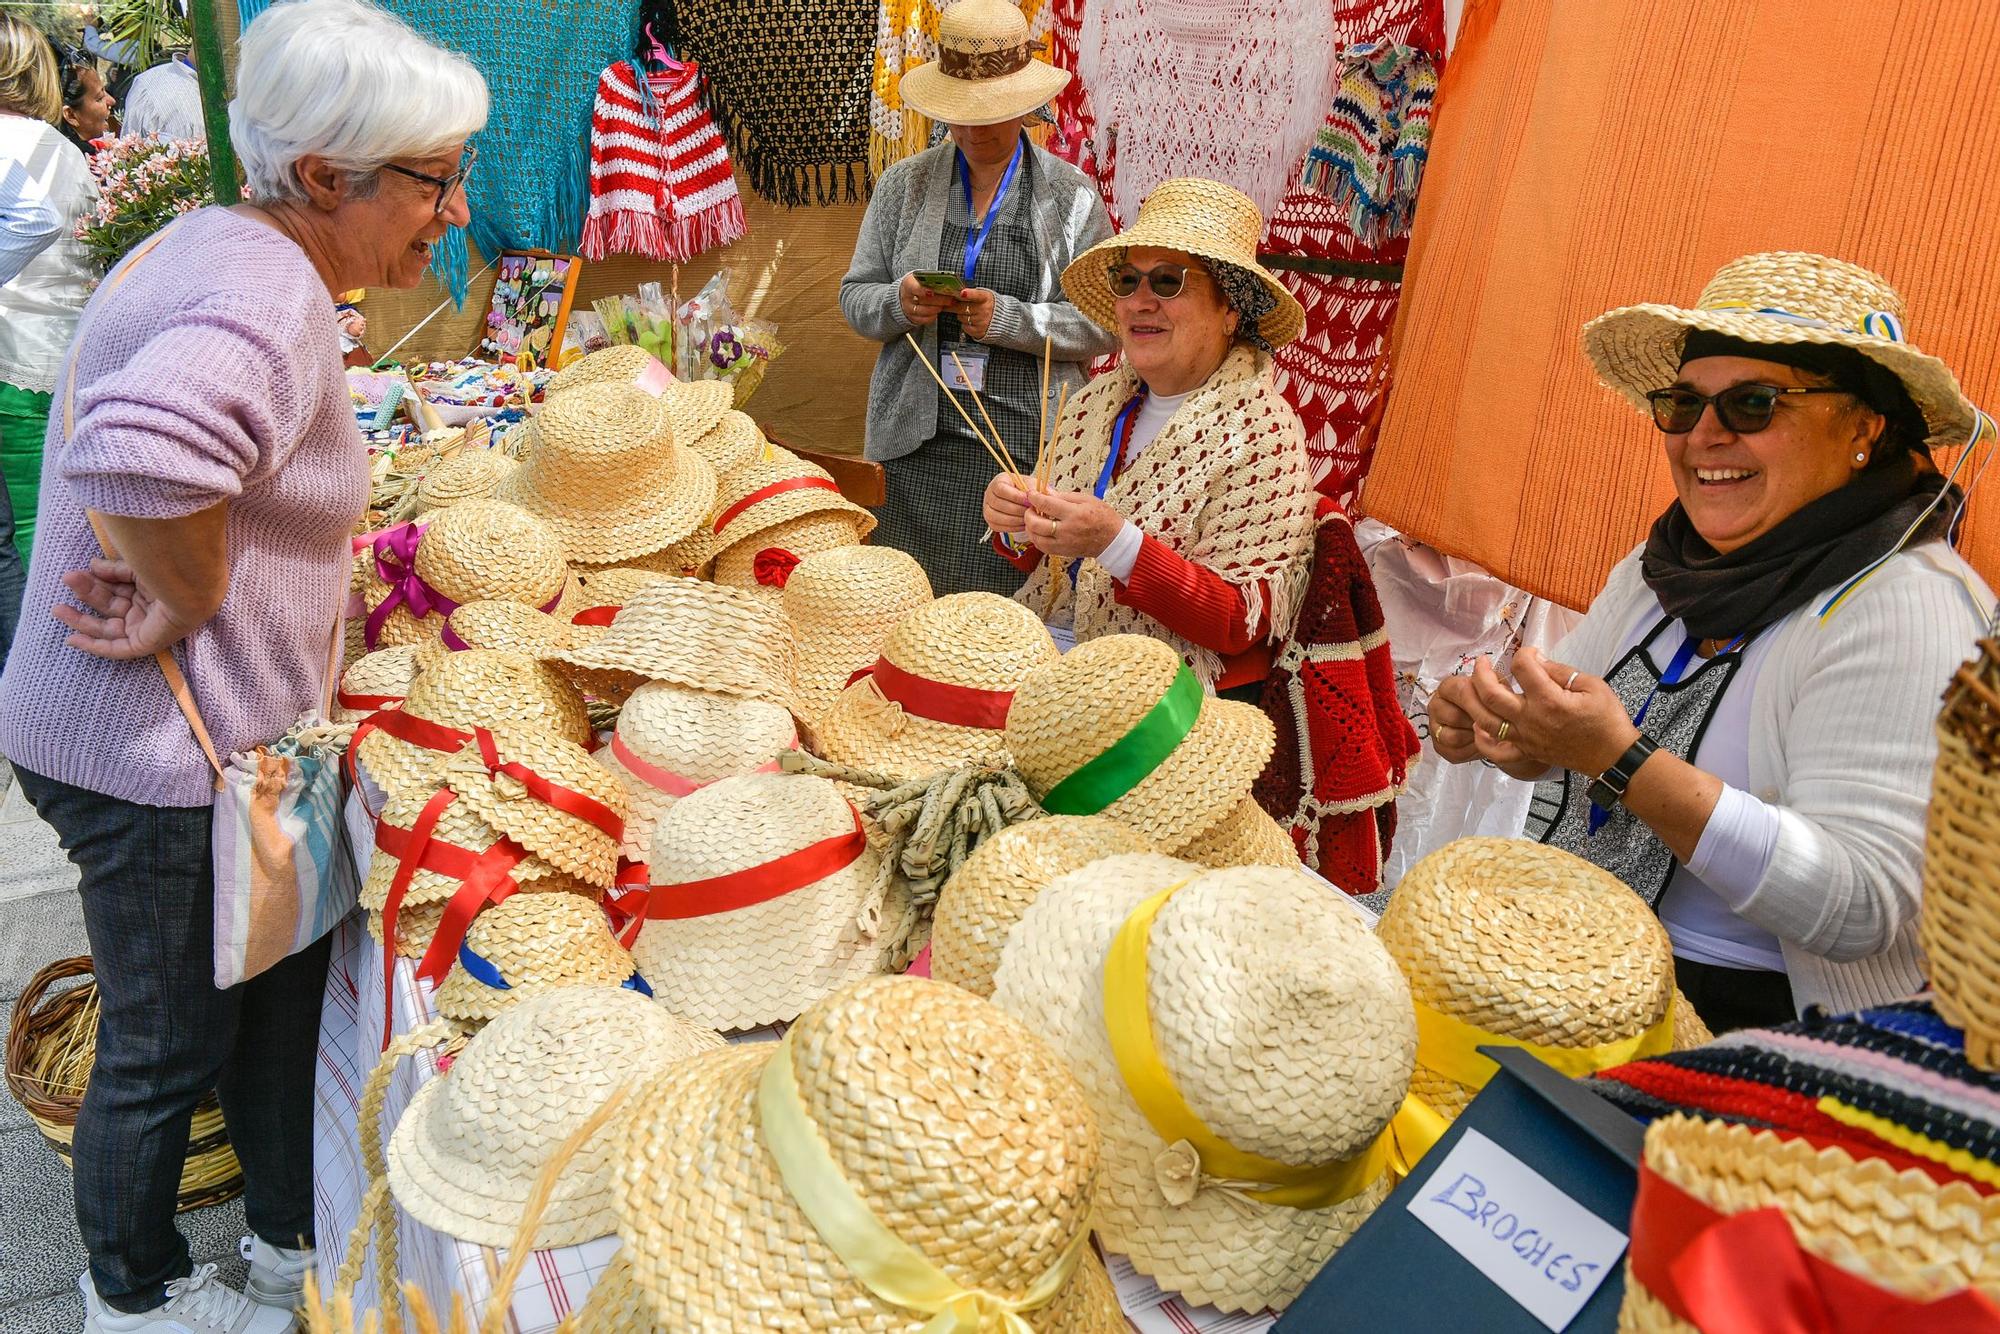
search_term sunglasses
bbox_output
[1108,262,1201,300]
[382,145,478,216]
[1643,383,1851,434]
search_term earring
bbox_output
[1854,452,1868,464]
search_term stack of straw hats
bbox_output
[361,499,571,649]
[430,893,648,1028]
[635,773,902,1031]
[674,445,875,584]
[1375,837,1709,1120]
[1005,634,1275,850]
[353,649,590,801]
[993,855,1416,1313]
[782,545,935,726]
[604,974,1124,1329]
[414,449,517,515]
[549,578,796,710]
[815,592,1056,781]
[543,345,734,449]
[387,987,722,1249]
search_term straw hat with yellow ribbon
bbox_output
[548,578,797,710]
[499,381,719,566]
[351,648,590,802]
[930,815,1155,998]
[1620,1114,2000,1334]
[430,892,647,1029]
[602,974,1125,1331]
[333,644,421,725]
[543,344,735,445]
[675,445,876,576]
[633,773,902,1032]
[781,545,935,726]
[1167,793,1300,869]
[1375,838,1695,1122]
[1005,634,1274,849]
[993,855,1419,1312]
[359,499,571,650]
[414,448,517,515]
[712,509,871,597]
[814,592,1057,781]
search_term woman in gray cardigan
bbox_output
[839,0,1116,595]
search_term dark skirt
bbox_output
[872,432,1036,598]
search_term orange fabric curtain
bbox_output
[1362,0,2000,611]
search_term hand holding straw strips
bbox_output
[902,333,1022,484]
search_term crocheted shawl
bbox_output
[1043,0,1119,222]
[583,60,747,262]
[1074,0,1339,223]
[869,0,1053,177]
[1016,345,1318,685]
[672,0,877,205]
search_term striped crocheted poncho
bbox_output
[583,60,746,263]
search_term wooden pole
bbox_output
[188,0,240,205]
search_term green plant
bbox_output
[96,0,188,70]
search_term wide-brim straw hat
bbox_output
[783,545,935,725]
[815,592,1057,781]
[686,409,765,475]
[543,345,736,445]
[555,566,677,646]
[430,892,644,1027]
[333,644,421,725]
[930,815,1154,998]
[1581,251,1977,450]
[634,773,898,1031]
[364,500,571,647]
[1005,634,1275,849]
[1375,837,1685,1119]
[898,0,1071,128]
[1167,794,1299,869]
[610,974,1122,1331]
[353,649,590,802]
[415,448,518,514]
[387,986,722,1249]
[436,724,629,887]
[711,509,870,596]
[992,855,1416,1313]
[441,600,579,656]
[550,578,797,710]
[500,382,719,565]
[595,682,799,862]
[1620,1114,2000,1332]
[678,446,876,575]
[1062,178,1305,348]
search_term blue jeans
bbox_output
[14,766,329,1315]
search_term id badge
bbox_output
[941,344,989,393]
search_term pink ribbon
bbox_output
[363,522,459,650]
[611,731,795,798]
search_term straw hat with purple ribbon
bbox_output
[360,500,570,651]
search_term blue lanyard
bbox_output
[1588,628,1746,833]
[1068,392,1145,586]
[957,137,1025,282]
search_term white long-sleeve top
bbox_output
[1549,539,1993,1015]
[0,118,95,393]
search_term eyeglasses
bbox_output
[1643,383,1851,434]
[382,145,477,216]
[1108,262,1201,300]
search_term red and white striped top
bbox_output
[583,60,747,263]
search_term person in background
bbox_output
[58,44,118,155]
[118,43,201,142]
[0,1,486,1328]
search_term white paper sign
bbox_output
[1405,1128,1628,1332]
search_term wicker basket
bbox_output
[4,957,243,1211]
[1921,640,2000,1073]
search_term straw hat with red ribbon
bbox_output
[686,408,766,476]
[812,592,1056,781]
[633,772,901,1032]
[543,345,734,446]
[556,566,677,645]
[548,578,797,710]
[334,644,422,725]
[711,510,870,598]
[992,856,1419,1313]
[781,545,935,726]
[351,649,590,803]
[359,500,570,651]
[671,445,875,576]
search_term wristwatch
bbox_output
[1586,734,1659,812]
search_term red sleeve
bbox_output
[990,533,1043,573]
[1113,534,1271,654]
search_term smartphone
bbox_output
[913,270,967,296]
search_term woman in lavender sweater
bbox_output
[0,3,486,1329]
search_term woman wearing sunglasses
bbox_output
[1429,252,1992,1033]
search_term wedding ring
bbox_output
[1050,518,1061,539]
[1565,670,1580,691]
[1495,721,1512,743]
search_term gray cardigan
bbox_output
[839,141,1119,463]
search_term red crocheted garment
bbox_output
[1254,500,1418,889]
[582,61,747,263]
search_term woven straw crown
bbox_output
[415,448,517,514]
[544,345,734,444]
[784,545,936,725]
[1167,794,1300,868]
[442,600,578,657]
[897,0,1071,129]
[550,578,797,710]
[687,409,765,475]
[334,644,421,725]
[365,500,569,648]
[438,724,629,887]
[353,649,589,802]
[431,893,640,1027]
[1923,644,2000,1071]
[597,682,798,861]
[1581,250,1976,449]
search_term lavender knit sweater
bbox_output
[0,208,367,807]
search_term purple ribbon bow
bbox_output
[363,522,458,650]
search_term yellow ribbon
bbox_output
[1102,879,1395,1209]
[757,1034,1090,1332]
[1413,995,1677,1091]
[1384,1092,1452,1177]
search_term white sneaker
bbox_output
[81,1263,297,1333]
[238,1234,314,1310]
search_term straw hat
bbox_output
[440,600,578,656]
[436,724,630,887]
[388,986,722,1249]
[556,566,677,646]
[992,856,1416,1312]
[363,500,570,647]
[549,578,797,710]
[1005,634,1275,849]
[898,0,1071,128]
[1376,837,1684,1119]
[1620,1114,2000,1333]
[783,545,935,725]
[333,644,421,725]
[595,682,799,863]
[678,446,876,575]
[1582,252,1977,450]
[711,509,870,595]
[1168,795,1300,869]
[815,592,1056,781]
[545,346,735,445]
[634,773,898,1031]
[686,409,765,475]
[353,649,590,801]
[1062,178,1305,348]
[499,382,718,565]
[358,781,581,911]
[414,448,517,514]
[430,892,641,1028]
[930,815,1154,998]
[610,974,1122,1331]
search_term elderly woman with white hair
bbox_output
[0,2,486,1329]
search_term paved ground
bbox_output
[0,768,251,1333]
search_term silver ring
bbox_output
[1565,670,1580,691]
[1495,721,1512,743]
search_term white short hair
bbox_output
[230,0,488,204]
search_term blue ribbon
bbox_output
[456,940,510,990]
[958,136,1026,282]
[622,970,654,998]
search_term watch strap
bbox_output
[1587,734,1659,812]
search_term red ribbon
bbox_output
[611,732,793,799]
[854,657,1015,731]
[606,860,652,946]
[344,704,475,814]
[646,807,867,919]
[754,547,802,588]
[712,475,840,533]
[374,787,468,1050]
[337,690,404,713]
[570,605,621,627]
[1629,1161,2000,1334]
[463,727,624,842]
[412,839,530,985]
[364,522,458,651]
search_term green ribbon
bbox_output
[1041,665,1202,815]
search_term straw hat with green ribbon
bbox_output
[1004,634,1274,849]
[992,855,1418,1313]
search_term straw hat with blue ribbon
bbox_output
[992,855,1417,1313]
[430,891,647,1029]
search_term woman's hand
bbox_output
[52,558,199,660]
[1022,488,1123,559]
[1462,648,1640,777]
[955,287,996,340]
[984,472,1032,535]
[898,273,955,328]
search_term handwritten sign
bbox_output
[1405,1128,1627,1332]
